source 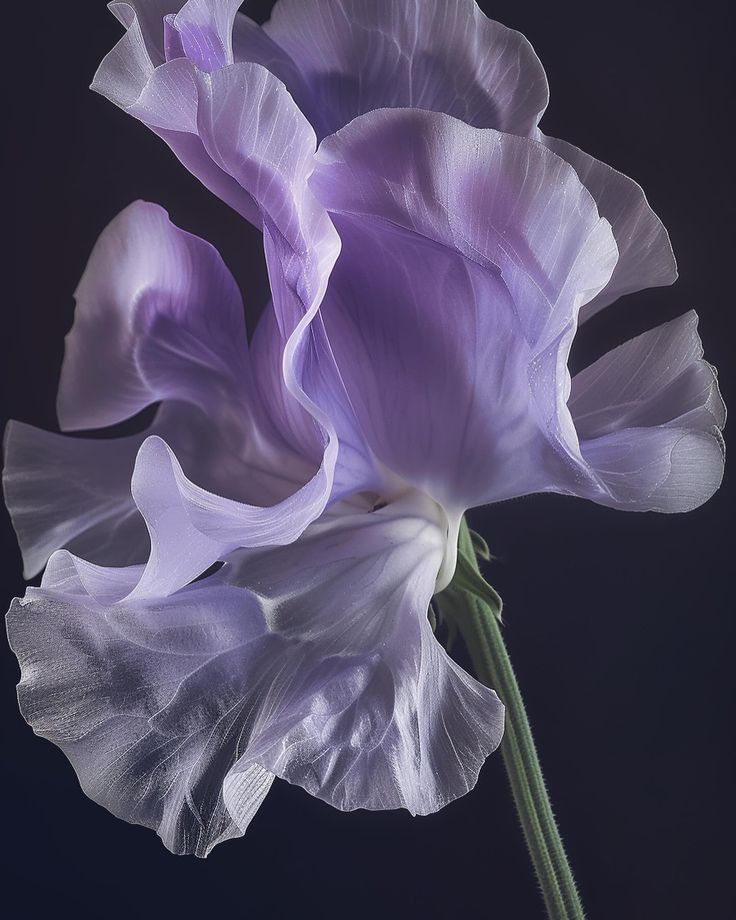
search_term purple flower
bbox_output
[5,0,724,856]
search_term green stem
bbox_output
[453,518,585,920]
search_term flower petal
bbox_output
[8,198,328,583]
[164,0,241,71]
[540,135,677,320]
[250,303,387,502]
[3,422,148,578]
[310,108,617,511]
[94,34,342,481]
[569,311,725,510]
[9,496,502,854]
[226,493,504,814]
[263,0,548,138]
[7,560,278,857]
[107,1,182,64]
[58,200,249,431]
[124,432,335,600]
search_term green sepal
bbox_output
[469,528,492,561]
[447,550,504,622]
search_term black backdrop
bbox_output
[3,2,733,918]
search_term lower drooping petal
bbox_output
[568,311,725,511]
[8,555,279,857]
[8,496,503,854]
[223,492,504,814]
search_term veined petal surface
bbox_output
[58,200,250,431]
[310,108,618,512]
[8,494,502,853]
[96,0,675,319]
[538,135,677,320]
[230,493,503,813]
[569,311,725,511]
[262,0,548,139]
[7,556,278,857]
[6,199,336,595]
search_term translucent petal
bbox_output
[58,200,249,432]
[540,135,677,320]
[7,564,276,857]
[569,312,725,510]
[263,0,548,138]
[224,493,504,813]
[8,497,502,854]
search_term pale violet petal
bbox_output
[569,312,725,511]
[9,497,502,853]
[540,134,677,320]
[7,569,277,857]
[311,108,618,511]
[226,493,504,814]
[58,200,249,432]
[3,422,148,578]
[263,0,548,138]
[165,0,242,71]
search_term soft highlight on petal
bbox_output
[58,200,249,431]
[225,493,504,814]
[311,107,618,510]
[8,494,502,853]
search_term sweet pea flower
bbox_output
[95,0,678,321]
[5,0,725,858]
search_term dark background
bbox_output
[3,1,733,917]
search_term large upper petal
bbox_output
[8,495,502,854]
[310,108,618,514]
[568,311,725,511]
[261,0,673,311]
[96,2,673,319]
[262,0,548,139]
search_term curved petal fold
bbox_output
[125,433,336,600]
[8,496,502,854]
[164,0,242,71]
[569,311,725,510]
[226,493,504,813]
[58,200,249,431]
[310,108,618,510]
[263,0,548,139]
[540,135,677,320]
[94,28,343,494]
[7,562,278,857]
[9,196,332,585]
[3,422,149,578]
[108,1,183,64]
